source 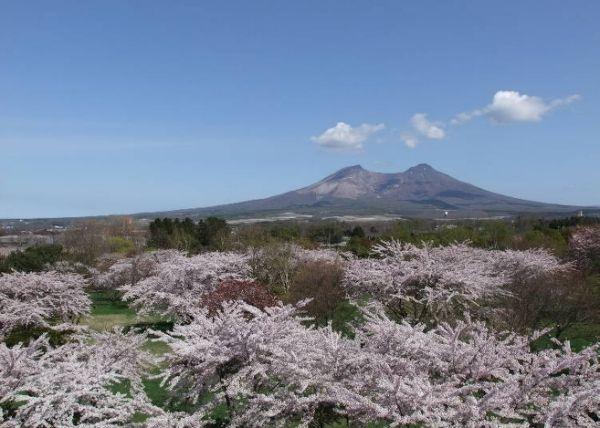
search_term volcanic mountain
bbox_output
[143,164,585,219]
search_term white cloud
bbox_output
[486,91,553,123]
[313,90,580,152]
[410,113,445,139]
[450,111,481,125]
[400,113,445,149]
[311,122,385,150]
[452,91,581,124]
[401,133,419,149]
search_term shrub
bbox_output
[570,225,600,272]
[108,236,136,255]
[288,260,346,326]
[497,269,600,337]
[201,280,279,315]
[249,243,296,293]
[0,244,64,273]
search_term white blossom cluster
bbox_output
[1,242,597,427]
[343,241,568,322]
[45,260,99,277]
[292,246,346,263]
[0,329,161,426]
[120,251,252,320]
[0,271,91,338]
[93,250,181,291]
[151,301,599,427]
[114,247,340,321]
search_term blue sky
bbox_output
[1,1,599,218]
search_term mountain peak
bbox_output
[327,164,367,180]
[146,162,583,220]
[331,163,438,177]
[406,163,435,172]
[338,164,365,173]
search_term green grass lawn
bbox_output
[562,323,600,351]
[534,322,600,352]
[82,291,187,418]
[82,291,164,331]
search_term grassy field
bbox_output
[82,291,188,418]
[82,291,164,331]
[534,322,600,352]
[561,323,600,351]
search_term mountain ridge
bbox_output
[137,164,588,220]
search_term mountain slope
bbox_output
[139,164,584,219]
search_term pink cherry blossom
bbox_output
[0,271,91,338]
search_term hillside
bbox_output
[138,164,586,220]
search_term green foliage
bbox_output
[269,223,301,241]
[231,216,597,256]
[331,300,363,338]
[349,225,365,238]
[388,221,414,242]
[148,217,230,253]
[196,217,230,250]
[346,236,372,258]
[0,399,23,422]
[379,217,574,254]
[108,236,136,254]
[142,340,171,355]
[3,326,72,347]
[518,229,568,254]
[308,222,344,245]
[547,215,600,230]
[532,323,600,352]
[88,291,135,316]
[0,244,64,273]
[471,222,511,249]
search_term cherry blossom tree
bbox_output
[1,329,161,427]
[152,301,336,426]
[145,411,209,427]
[3,242,595,427]
[0,335,47,420]
[496,247,567,279]
[93,249,181,291]
[115,247,342,318]
[294,247,345,264]
[0,271,91,338]
[155,301,599,427]
[344,241,568,324]
[46,260,98,277]
[120,251,251,321]
[353,305,600,427]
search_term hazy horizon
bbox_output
[2,162,597,221]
